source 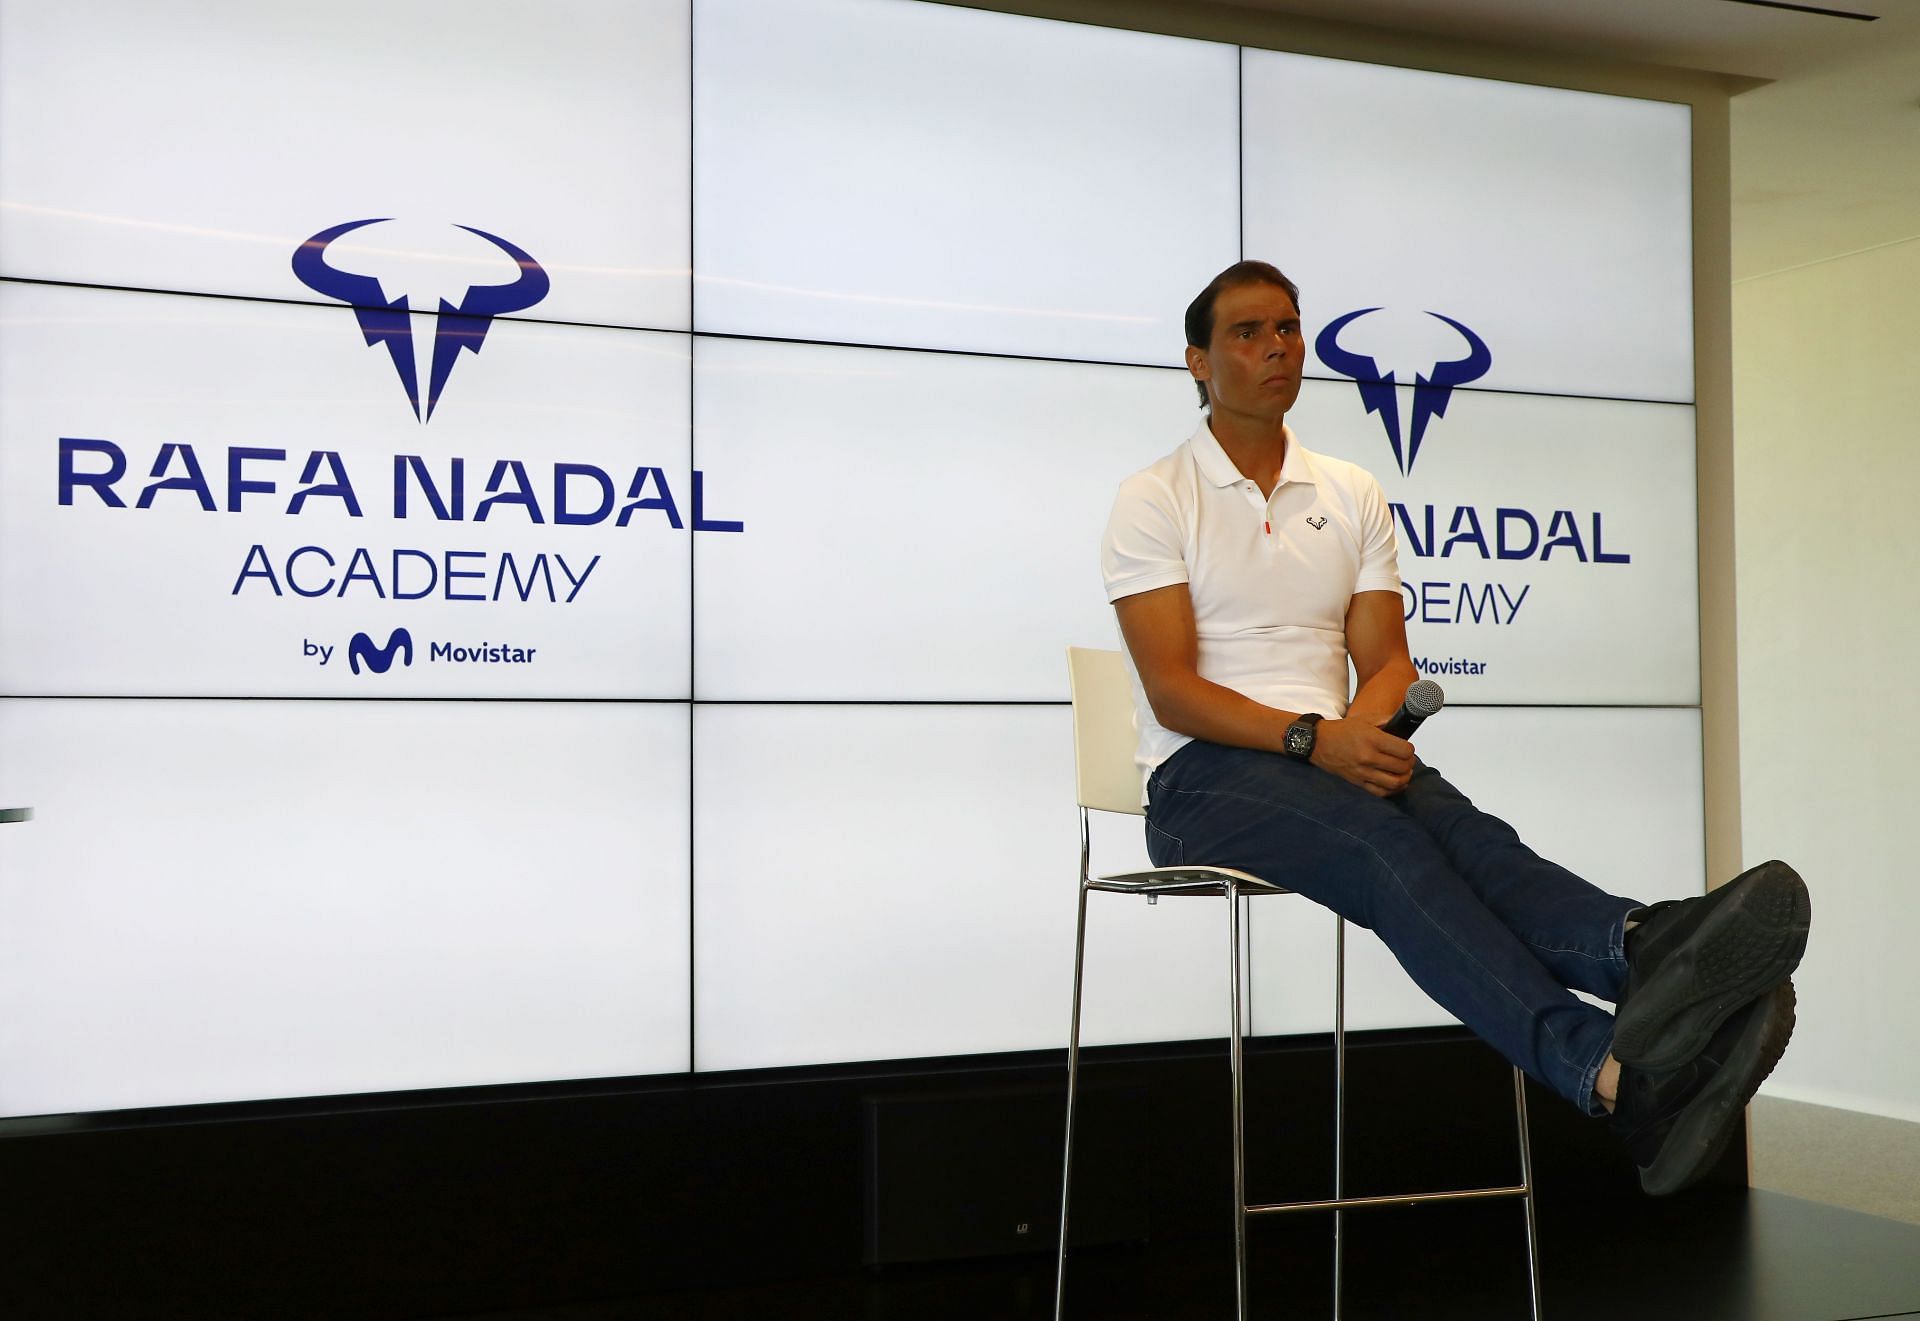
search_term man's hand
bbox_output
[1310,718,1414,797]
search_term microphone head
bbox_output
[1405,679,1445,719]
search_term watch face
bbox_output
[1286,722,1313,758]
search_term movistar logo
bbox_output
[291,219,550,423]
[348,628,414,675]
[1315,309,1491,475]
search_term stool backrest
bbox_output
[1067,647,1146,816]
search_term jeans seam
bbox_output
[1576,1038,1612,1118]
[1152,781,1286,810]
[1143,818,1184,866]
[1516,941,1614,963]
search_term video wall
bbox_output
[0,0,1702,1115]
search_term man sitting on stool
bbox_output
[1101,260,1808,1196]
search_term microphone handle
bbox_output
[1381,706,1425,740]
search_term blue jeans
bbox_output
[1145,740,1642,1115]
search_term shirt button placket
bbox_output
[1244,483,1273,540]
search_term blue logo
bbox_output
[291,220,550,423]
[348,628,414,675]
[1314,310,1492,475]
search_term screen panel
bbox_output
[693,703,1231,1072]
[694,703,1706,1070]
[0,283,694,698]
[0,0,691,331]
[0,699,691,1118]
[1249,706,1706,1035]
[1242,47,1693,404]
[692,338,1196,701]
[1284,380,1700,705]
[693,0,1239,365]
[693,347,1698,706]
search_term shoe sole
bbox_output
[1639,979,1796,1198]
[1612,860,1810,1073]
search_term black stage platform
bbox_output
[9,1033,1910,1320]
[445,1190,1920,1321]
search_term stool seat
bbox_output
[1089,865,1288,897]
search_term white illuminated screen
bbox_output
[0,283,694,699]
[1242,48,1694,404]
[693,338,1193,701]
[0,0,1701,1116]
[693,0,1239,365]
[0,699,691,1117]
[693,704,1704,1071]
[1285,381,1700,705]
[0,0,693,331]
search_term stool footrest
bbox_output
[1246,1183,1530,1216]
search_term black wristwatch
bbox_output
[1283,712,1324,762]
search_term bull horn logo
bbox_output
[291,219,550,422]
[1314,309,1492,474]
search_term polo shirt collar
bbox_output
[1189,418,1317,490]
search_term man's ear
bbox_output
[1186,345,1210,382]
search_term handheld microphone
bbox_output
[1382,679,1444,740]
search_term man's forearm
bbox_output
[1145,659,1417,752]
[1141,669,1302,755]
[1345,657,1420,729]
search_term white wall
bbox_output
[1734,236,1920,1122]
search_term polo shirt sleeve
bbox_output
[1353,472,1402,596]
[1102,472,1189,603]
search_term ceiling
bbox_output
[1210,0,1920,281]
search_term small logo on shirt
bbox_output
[1306,516,1328,530]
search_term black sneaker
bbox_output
[1613,979,1796,1197]
[1612,859,1810,1073]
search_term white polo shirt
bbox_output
[1101,418,1402,779]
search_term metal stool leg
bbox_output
[1229,884,1249,1321]
[1054,880,1092,1321]
[1513,1067,1543,1319]
[1333,915,1347,1321]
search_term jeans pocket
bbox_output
[1144,818,1184,867]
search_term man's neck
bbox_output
[1207,408,1290,497]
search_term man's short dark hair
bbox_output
[1184,261,1301,407]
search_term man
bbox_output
[1100,260,1809,1195]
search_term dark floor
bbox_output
[432,1188,1920,1321]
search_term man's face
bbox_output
[1188,281,1305,421]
